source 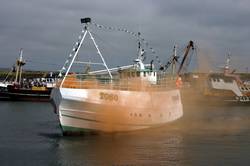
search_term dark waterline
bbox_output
[0,101,250,165]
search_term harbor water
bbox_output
[0,101,250,165]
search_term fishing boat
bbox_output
[203,55,250,103]
[0,49,54,101]
[179,55,250,105]
[161,41,250,105]
[51,18,183,134]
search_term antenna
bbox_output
[137,32,142,59]
[225,52,231,69]
[134,32,145,70]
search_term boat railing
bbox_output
[58,75,177,91]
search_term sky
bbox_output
[0,0,250,72]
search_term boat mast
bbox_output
[60,18,112,88]
[171,45,177,78]
[224,53,230,74]
[60,25,88,88]
[88,28,112,79]
[134,32,145,70]
[14,48,25,84]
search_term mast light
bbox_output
[81,18,91,24]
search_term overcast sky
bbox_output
[0,0,249,72]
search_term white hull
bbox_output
[211,79,242,96]
[51,88,183,133]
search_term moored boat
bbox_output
[204,59,250,104]
[0,49,54,101]
[180,55,250,105]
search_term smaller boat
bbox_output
[180,55,250,105]
[204,55,250,103]
[0,49,54,101]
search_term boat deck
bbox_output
[59,75,177,91]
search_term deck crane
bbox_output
[176,40,194,76]
[174,41,194,88]
[164,41,194,75]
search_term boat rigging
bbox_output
[162,40,195,77]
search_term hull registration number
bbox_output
[100,92,118,101]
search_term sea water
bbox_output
[0,101,250,165]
